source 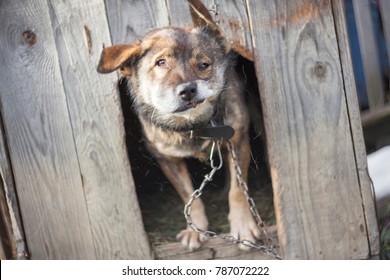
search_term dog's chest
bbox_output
[154,137,212,159]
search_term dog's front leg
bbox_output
[156,155,208,251]
[227,134,262,250]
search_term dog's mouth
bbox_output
[187,99,205,108]
[174,99,205,113]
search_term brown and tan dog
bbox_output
[97,1,261,251]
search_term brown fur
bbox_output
[97,2,261,251]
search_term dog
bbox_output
[97,1,261,251]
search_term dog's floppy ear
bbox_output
[97,44,141,76]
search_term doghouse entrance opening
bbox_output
[119,55,275,252]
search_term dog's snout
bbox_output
[177,82,197,101]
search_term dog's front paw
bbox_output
[176,228,208,251]
[229,209,262,251]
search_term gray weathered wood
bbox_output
[48,0,150,259]
[155,239,278,260]
[247,0,370,259]
[155,226,278,260]
[353,0,385,109]
[0,170,11,259]
[166,0,192,26]
[0,117,27,259]
[332,0,380,257]
[105,0,169,44]
[0,0,95,259]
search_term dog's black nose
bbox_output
[177,82,197,101]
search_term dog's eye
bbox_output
[156,58,166,67]
[198,62,210,71]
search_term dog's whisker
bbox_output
[130,95,140,108]
[151,108,157,124]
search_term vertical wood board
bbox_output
[0,168,12,259]
[105,0,170,45]
[48,0,150,259]
[0,0,95,259]
[166,0,192,26]
[332,0,380,256]
[247,0,370,259]
[0,117,27,259]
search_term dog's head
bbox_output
[97,2,235,132]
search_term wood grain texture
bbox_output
[352,0,385,109]
[155,226,278,260]
[247,0,370,259]
[48,0,150,259]
[332,0,379,256]
[166,0,192,26]
[105,0,169,44]
[0,117,27,259]
[0,161,12,259]
[0,0,95,259]
[155,239,278,260]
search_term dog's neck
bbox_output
[134,91,236,142]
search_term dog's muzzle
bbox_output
[173,82,206,113]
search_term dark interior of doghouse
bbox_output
[119,55,275,247]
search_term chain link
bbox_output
[183,140,282,260]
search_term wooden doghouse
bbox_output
[0,0,380,259]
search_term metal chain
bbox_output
[183,140,282,260]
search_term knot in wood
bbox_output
[23,30,37,46]
[314,61,326,77]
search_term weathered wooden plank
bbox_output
[202,0,254,60]
[0,176,11,259]
[247,0,370,259]
[166,0,192,26]
[352,0,385,109]
[48,0,150,259]
[332,0,380,257]
[379,0,390,92]
[0,117,27,259]
[154,226,278,260]
[155,240,276,260]
[0,0,95,259]
[105,0,169,44]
